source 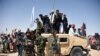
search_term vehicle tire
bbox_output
[70,47,83,56]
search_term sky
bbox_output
[0,0,100,35]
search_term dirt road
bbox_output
[89,49,100,56]
[0,49,100,56]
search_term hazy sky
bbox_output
[0,0,100,35]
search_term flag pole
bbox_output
[6,28,7,34]
[30,6,35,28]
[50,0,56,33]
[52,0,55,11]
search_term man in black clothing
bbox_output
[62,14,68,33]
[43,15,51,33]
[53,10,62,33]
[81,23,86,36]
[66,24,71,34]
[39,14,51,33]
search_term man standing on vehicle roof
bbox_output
[62,14,68,33]
[51,10,62,33]
[39,14,51,33]
[35,18,43,34]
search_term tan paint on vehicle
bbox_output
[41,34,89,55]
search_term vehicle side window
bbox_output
[60,38,67,42]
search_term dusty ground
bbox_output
[89,49,100,56]
[0,49,100,56]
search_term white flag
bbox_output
[30,6,35,27]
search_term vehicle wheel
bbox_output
[70,47,83,56]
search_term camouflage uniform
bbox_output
[36,19,43,34]
[35,34,46,56]
[2,36,8,53]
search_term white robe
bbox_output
[68,28,75,35]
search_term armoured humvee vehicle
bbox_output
[41,34,90,56]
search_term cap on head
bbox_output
[56,10,59,12]
[69,24,71,27]
[44,15,48,17]
[71,24,75,28]
[36,18,39,21]
[27,28,30,32]
[64,14,66,16]
[39,14,43,17]
[78,28,80,30]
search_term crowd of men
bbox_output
[0,29,36,56]
[0,30,17,53]
[0,10,87,56]
[89,33,100,44]
[37,10,87,36]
